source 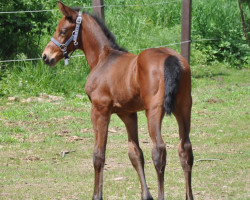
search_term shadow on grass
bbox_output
[191,65,229,79]
[192,71,229,79]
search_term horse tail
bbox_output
[163,55,182,115]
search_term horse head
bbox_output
[42,2,81,66]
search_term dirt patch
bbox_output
[66,135,85,143]
[80,128,90,133]
[54,129,88,144]
[60,105,87,112]
[108,126,126,134]
[24,156,43,162]
[205,98,224,104]
[104,158,131,171]
[7,96,19,101]
[7,93,65,104]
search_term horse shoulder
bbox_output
[85,51,138,110]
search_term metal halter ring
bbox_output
[60,44,67,51]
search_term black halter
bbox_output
[51,11,82,65]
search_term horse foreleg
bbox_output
[146,107,166,200]
[118,113,153,200]
[91,104,111,200]
[174,97,194,200]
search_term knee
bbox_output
[93,149,105,170]
[128,142,144,162]
[152,143,166,172]
[178,141,193,167]
[152,143,166,158]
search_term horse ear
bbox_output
[57,1,77,20]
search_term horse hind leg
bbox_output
[164,55,193,199]
[145,106,166,200]
[118,113,153,200]
[174,96,194,200]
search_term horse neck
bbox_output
[79,14,111,70]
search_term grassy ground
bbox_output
[0,64,249,199]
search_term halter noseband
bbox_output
[51,11,82,65]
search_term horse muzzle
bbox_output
[42,53,56,66]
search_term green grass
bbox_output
[0,59,90,98]
[0,65,249,199]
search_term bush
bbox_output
[0,0,55,60]
[192,0,250,67]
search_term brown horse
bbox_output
[42,2,194,200]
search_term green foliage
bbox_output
[0,0,55,60]
[192,0,250,67]
[105,0,182,52]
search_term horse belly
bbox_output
[111,95,144,114]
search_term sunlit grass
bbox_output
[0,66,249,199]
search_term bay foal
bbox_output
[42,2,194,200]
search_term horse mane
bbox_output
[72,7,127,52]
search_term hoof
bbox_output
[186,193,194,200]
[92,195,102,200]
[142,193,153,200]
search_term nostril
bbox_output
[50,58,55,64]
[42,54,47,61]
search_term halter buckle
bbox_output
[76,16,82,24]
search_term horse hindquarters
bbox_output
[137,51,169,199]
[164,56,194,200]
[138,50,193,199]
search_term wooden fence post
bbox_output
[92,0,105,22]
[181,0,192,64]
[238,0,250,44]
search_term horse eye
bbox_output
[60,29,67,35]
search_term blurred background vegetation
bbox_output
[0,0,249,98]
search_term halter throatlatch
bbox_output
[51,11,82,65]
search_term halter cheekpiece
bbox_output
[51,11,82,65]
